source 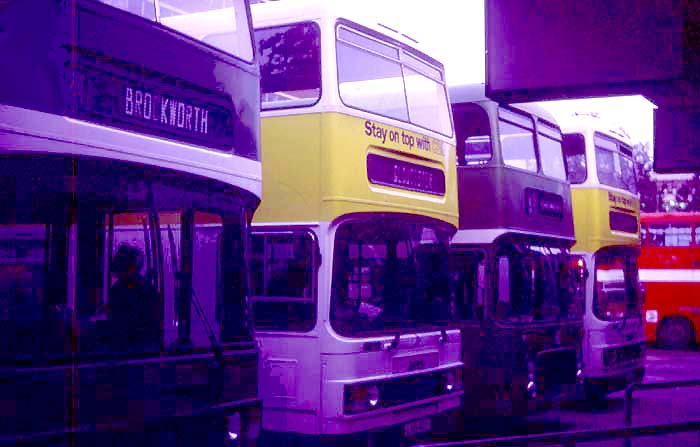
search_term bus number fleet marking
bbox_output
[364,120,433,152]
[125,87,209,135]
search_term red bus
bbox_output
[640,212,700,349]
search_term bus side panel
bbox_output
[253,114,323,224]
[642,281,700,344]
[258,333,322,434]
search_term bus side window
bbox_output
[454,103,492,166]
[562,133,587,184]
[651,223,692,247]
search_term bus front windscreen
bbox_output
[494,243,585,324]
[594,248,641,321]
[330,218,457,336]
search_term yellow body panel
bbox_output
[253,112,458,227]
[571,187,641,253]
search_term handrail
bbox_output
[624,379,700,425]
[415,420,700,447]
[416,379,700,447]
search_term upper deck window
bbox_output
[643,224,693,247]
[256,22,322,110]
[454,103,492,166]
[100,0,254,62]
[537,121,567,180]
[562,133,587,184]
[595,134,638,194]
[498,108,537,173]
[336,26,452,137]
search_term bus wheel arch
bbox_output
[657,316,696,350]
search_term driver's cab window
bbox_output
[250,232,317,332]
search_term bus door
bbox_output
[449,249,486,415]
[250,230,321,425]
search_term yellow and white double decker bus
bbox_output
[250,1,462,444]
[561,114,646,400]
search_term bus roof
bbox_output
[641,212,700,224]
[251,0,440,68]
[558,114,633,147]
[449,84,560,125]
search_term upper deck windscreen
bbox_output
[594,133,638,194]
[455,103,566,181]
[336,25,452,137]
[100,0,254,61]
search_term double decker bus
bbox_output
[250,1,462,444]
[560,115,645,399]
[449,85,585,419]
[640,212,700,350]
[0,0,261,444]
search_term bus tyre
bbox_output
[658,317,695,350]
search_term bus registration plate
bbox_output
[403,418,431,438]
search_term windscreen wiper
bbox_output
[167,225,224,367]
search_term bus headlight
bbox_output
[444,371,456,391]
[227,413,241,444]
[442,368,463,392]
[367,384,380,407]
[527,380,537,398]
[344,383,381,414]
[646,310,658,324]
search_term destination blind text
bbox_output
[125,87,209,135]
